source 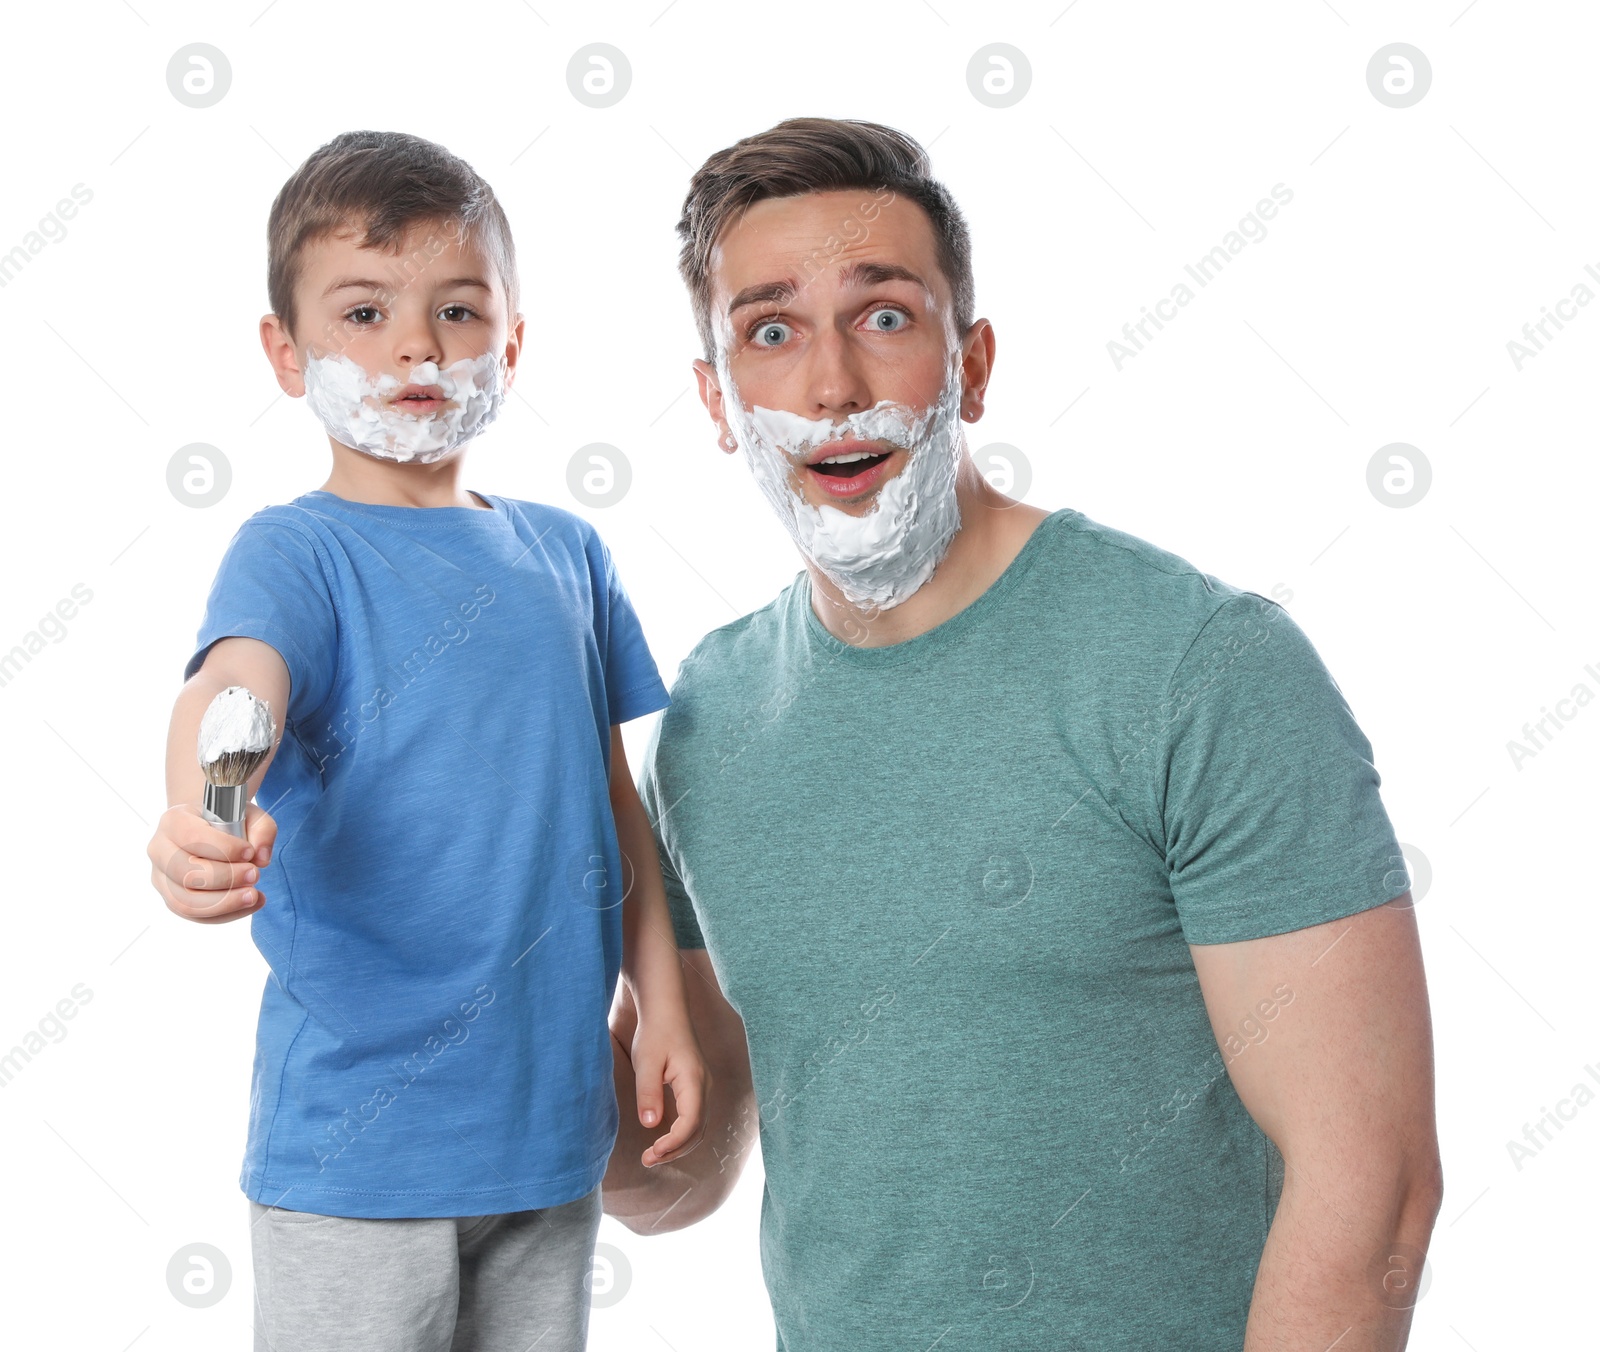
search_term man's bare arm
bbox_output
[603,947,758,1234]
[1189,892,1443,1351]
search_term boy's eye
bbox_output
[749,317,792,348]
[864,306,909,333]
[341,303,480,325]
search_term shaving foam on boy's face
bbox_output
[301,350,505,463]
[715,349,966,610]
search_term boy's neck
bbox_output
[318,438,490,508]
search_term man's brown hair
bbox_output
[267,130,519,342]
[675,117,976,362]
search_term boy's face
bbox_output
[262,220,522,461]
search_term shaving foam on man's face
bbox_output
[716,350,966,610]
[302,350,506,464]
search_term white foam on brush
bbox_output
[301,351,505,463]
[198,685,275,766]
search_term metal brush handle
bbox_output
[201,782,248,839]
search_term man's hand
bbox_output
[629,1006,710,1168]
[147,801,276,924]
[604,948,757,1233]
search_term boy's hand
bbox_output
[147,802,277,925]
[631,1011,710,1168]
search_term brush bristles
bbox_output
[201,746,272,788]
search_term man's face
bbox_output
[697,189,964,518]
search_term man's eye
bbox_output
[865,306,908,333]
[750,319,792,347]
[346,306,382,325]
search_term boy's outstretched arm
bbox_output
[609,726,710,1169]
[147,635,289,924]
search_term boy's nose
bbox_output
[395,344,445,372]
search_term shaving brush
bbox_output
[197,685,277,838]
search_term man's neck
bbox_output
[318,439,488,508]
[806,458,1052,648]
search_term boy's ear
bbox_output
[260,314,306,397]
[502,312,525,391]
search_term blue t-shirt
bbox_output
[183,489,669,1219]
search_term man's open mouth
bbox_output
[801,443,900,500]
[810,449,892,478]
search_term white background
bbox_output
[0,0,1594,1347]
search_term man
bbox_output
[602,117,1442,1351]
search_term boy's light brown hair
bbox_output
[675,117,976,362]
[267,130,519,343]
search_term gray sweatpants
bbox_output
[247,1184,603,1351]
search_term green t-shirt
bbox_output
[639,508,1407,1351]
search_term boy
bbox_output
[145,130,707,1352]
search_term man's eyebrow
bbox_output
[727,279,796,315]
[320,275,492,298]
[836,260,929,293]
[725,261,929,315]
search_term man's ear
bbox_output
[260,314,306,398]
[958,317,996,423]
[692,356,737,455]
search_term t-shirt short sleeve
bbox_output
[183,519,339,726]
[595,540,670,726]
[637,717,706,950]
[657,835,706,950]
[1159,593,1408,945]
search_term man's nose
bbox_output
[798,324,875,416]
